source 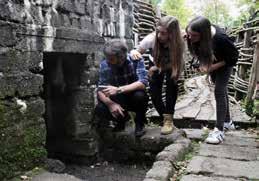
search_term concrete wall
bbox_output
[0,0,134,179]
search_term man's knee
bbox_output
[132,91,148,104]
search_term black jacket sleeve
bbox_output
[214,34,239,67]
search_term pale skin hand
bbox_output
[98,82,145,118]
[130,48,146,60]
[97,90,125,118]
[108,102,125,118]
[199,61,226,73]
[102,85,119,97]
[131,49,161,78]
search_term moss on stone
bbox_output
[254,99,259,116]
[0,100,47,180]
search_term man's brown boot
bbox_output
[161,114,176,135]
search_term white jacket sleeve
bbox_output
[136,32,156,51]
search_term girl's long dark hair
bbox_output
[153,16,184,79]
[186,16,213,68]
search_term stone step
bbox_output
[98,126,187,162]
[185,156,259,180]
[181,174,239,181]
[198,143,259,161]
[182,130,259,181]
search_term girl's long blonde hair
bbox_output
[153,16,184,79]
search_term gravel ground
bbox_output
[64,161,150,181]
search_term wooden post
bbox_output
[246,34,259,102]
[255,34,259,120]
[235,29,252,100]
[256,34,259,90]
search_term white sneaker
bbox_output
[205,128,224,144]
[224,120,235,131]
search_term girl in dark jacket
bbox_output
[186,16,238,144]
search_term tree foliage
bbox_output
[159,0,258,29]
[203,0,232,27]
[235,0,259,23]
[161,0,192,28]
[150,0,160,6]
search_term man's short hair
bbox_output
[103,39,128,59]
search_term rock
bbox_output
[145,161,174,181]
[45,158,66,173]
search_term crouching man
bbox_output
[94,39,149,137]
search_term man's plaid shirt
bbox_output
[98,55,148,87]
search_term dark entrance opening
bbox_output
[43,52,86,158]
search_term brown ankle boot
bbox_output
[161,114,176,135]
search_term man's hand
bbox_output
[108,102,125,118]
[102,86,119,97]
[130,49,142,60]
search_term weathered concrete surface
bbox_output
[145,161,174,181]
[186,156,259,179]
[181,130,259,181]
[222,135,258,147]
[198,144,259,161]
[98,125,187,162]
[64,163,148,181]
[183,129,205,141]
[181,174,239,181]
[31,162,149,181]
[32,172,82,181]
[226,130,258,138]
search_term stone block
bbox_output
[145,161,174,181]
[61,14,71,27]
[0,23,18,47]
[50,10,62,27]
[81,69,99,86]
[52,39,103,54]
[74,86,95,106]
[56,0,74,13]
[80,16,93,30]
[0,1,24,23]
[70,13,80,28]
[15,36,44,51]
[183,128,205,141]
[0,72,43,98]
[156,138,191,163]
[74,0,86,15]
[0,49,43,73]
